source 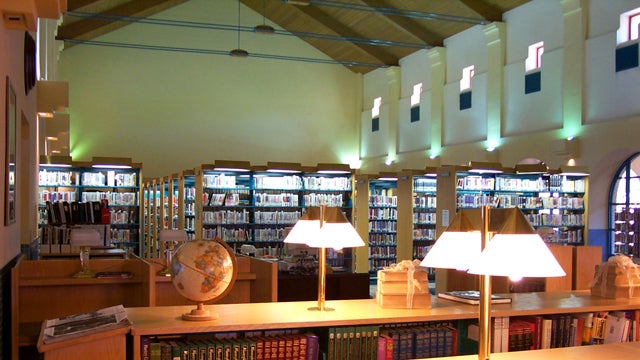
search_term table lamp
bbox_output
[157,229,188,276]
[284,205,365,311]
[69,228,103,278]
[421,206,566,360]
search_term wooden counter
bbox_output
[125,291,640,360]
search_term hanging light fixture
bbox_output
[254,0,275,34]
[230,0,249,58]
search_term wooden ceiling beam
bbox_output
[457,0,503,22]
[58,0,188,42]
[276,3,396,65]
[357,0,443,47]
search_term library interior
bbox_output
[3,0,640,359]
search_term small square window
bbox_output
[459,91,472,110]
[410,106,420,122]
[525,71,541,94]
[372,117,380,132]
[616,43,639,72]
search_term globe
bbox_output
[170,238,237,320]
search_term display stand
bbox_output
[37,324,129,360]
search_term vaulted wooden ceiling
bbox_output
[56,0,530,74]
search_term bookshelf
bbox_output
[366,176,399,282]
[178,169,196,239]
[187,163,356,269]
[37,160,142,257]
[300,167,354,270]
[396,170,438,280]
[126,291,640,360]
[168,173,179,230]
[432,165,589,294]
[194,164,253,248]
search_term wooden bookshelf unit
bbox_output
[126,291,640,360]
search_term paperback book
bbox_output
[438,291,512,305]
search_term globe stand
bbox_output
[182,302,219,321]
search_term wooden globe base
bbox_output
[182,303,219,321]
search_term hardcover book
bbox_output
[437,291,512,305]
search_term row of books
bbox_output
[464,310,640,354]
[40,224,110,253]
[142,331,319,360]
[44,200,109,225]
[378,322,458,360]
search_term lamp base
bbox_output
[156,266,172,277]
[307,306,335,312]
[181,303,219,321]
[72,269,95,278]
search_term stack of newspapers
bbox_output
[41,304,131,344]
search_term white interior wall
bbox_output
[58,0,361,177]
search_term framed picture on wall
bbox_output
[5,76,16,225]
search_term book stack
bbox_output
[376,265,430,309]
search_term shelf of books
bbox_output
[431,164,589,294]
[396,169,438,280]
[178,169,196,239]
[38,159,142,257]
[190,162,355,269]
[452,168,588,245]
[301,165,354,270]
[126,291,640,360]
[168,173,179,230]
[366,175,399,282]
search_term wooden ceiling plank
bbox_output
[67,0,104,12]
[357,0,444,47]
[242,0,393,66]
[58,0,188,41]
[457,0,502,22]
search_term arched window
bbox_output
[608,152,640,258]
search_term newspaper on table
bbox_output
[42,304,131,344]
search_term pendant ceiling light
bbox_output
[254,0,275,34]
[229,0,249,58]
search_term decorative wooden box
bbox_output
[376,268,431,309]
[590,257,640,299]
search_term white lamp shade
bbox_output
[159,229,188,243]
[306,222,365,250]
[420,231,481,271]
[284,219,321,245]
[467,233,566,278]
[69,228,102,247]
[283,206,364,250]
